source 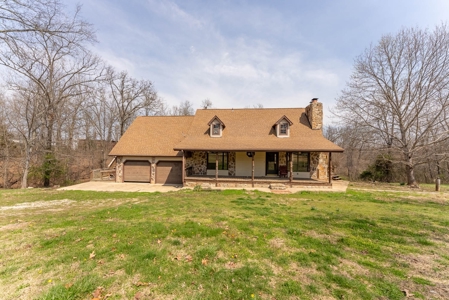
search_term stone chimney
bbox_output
[305,98,323,130]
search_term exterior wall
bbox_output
[235,152,266,176]
[310,152,329,180]
[186,151,207,175]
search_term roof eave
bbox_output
[175,147,344,153]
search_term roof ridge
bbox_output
[197,107,305,111]
[136,115,195,118]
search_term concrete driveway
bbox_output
[59,181,348,193]
[59,181,184,193]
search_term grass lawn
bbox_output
[0,183,448,299]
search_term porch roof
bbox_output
[174,108,343,152]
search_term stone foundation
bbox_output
[184,180,331,189]
[185,181,272,188]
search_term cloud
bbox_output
[145,0,203,28]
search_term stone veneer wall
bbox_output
[186,151,207,175]
[310,152,329,180]
[150,160,156,184]
[279,152,287,166]
[186,151,236,176]
[228,152,236,176]
[116,157,123,182]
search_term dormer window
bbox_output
[274,115,293,138]
[208,115,225,138]
[212,122,221,137]
[279,123,288,136]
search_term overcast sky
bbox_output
[63,0,449,119]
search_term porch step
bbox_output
[269,183,287,190]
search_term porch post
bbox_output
[328,152,332,184]
[251,153,255,188]
[182,151,185,186]
[289,152,293,187]
[215,152,218,187]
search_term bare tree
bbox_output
[333,25,449,187]
[0,0,94,40]
[106,68,160,137]
[6,86,45,188]
[201,98,213,109]
[171,100,195,116]
[0,95,16,188]
[0,2,102,187]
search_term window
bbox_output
[212,123,221,136]
[207,152,228,170]
[208,116,225,137]
[279,123,288,135]
[292,152,309,172]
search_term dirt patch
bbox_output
[0,199,76,211]
[0,222,30,231]
[304,230,341,244]
[268,238,285,249]
[397,253,449,299]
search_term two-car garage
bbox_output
[123,160,182,185]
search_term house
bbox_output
[108,98,343,187]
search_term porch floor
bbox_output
[185,175,331,186]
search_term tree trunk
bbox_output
[405,153,418,187]
[2,145,9,189]
[21,145,31,189]
[44,117,54,187]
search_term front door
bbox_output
[266,152,278,175]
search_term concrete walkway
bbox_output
[59,181,349,193]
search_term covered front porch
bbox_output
[183,175,331,188]
[182,150,333,188]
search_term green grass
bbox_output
[0,183,448,299]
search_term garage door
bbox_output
[124,161,151,182]
[156,161,182,184]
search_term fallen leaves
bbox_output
[89,251,96,259]
[65,283,73,289]
[133,281,150,287]
[173,254,193,262]
[91,286,112,300]
[134,291,143,300]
